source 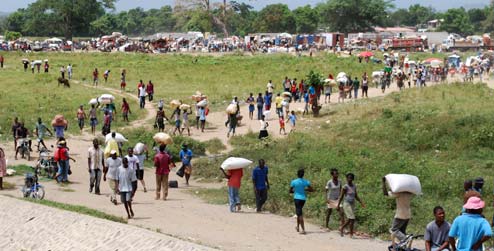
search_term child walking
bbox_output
[279,115,286,135]
[287,111,297,133]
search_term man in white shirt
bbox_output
[67,64,72,79]
[115,157,137,219]
[267,80,274,94]
[139,85,146,109]
[383,177,414,244]
[104,150,121,205]
[125,147,140,199]
[88,139,105,195]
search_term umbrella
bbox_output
[221,157,253,170]
[423,58,442,64]
[358,51,373,57]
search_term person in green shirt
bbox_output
[35,117,53,151]
[352,77,360,99]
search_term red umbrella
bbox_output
[358,51,374,57]
[423,58,442,63]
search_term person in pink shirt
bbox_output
[154,144,172,200]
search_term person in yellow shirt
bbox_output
[275,93,283,118]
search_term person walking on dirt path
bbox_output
[115,157,136,219]
[154,144,172,200]
[88,139,105,195]
[275,93,283,118]
[125,147,140,199]
[227,111,238,138]
[382,177,414,243]
[120,69,126,92]
[156,107,168,132]
[102,111,111,136]
[54,140,76,183]
[252,159,269,212]
[103,69,110,83]
[134,143,148,193]
[220,166,243,212]
[290,169,314,235]
[425,206,451,251]
[172,107,182,136]
[181,108,192,136]
[287,111,296,133]
[12,117,20,151]
[199,106,206,133]
[35,118,52,151]
[259,115,269,139]
[77,105,87,133]
[146,81,154,101]
[67,64,72,80]
[256,93,264,120]
[139,83,146,109]
[121,98,131,123]
[179,144,193,186]
[243,93,254,120]
[325,168,344,229]
[448,197,492,251]
[338,173,365,238]
[137,80,144,98]
[89,104,98,135]
[279,115,286,135]
[264,91,272,112]
[93,68,99,86]
[104,150,121,205]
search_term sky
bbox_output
[1,0,491,13]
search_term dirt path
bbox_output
[1,76,491,251]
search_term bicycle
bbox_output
[21,166,45,200]
[388,234,424,251]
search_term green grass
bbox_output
[23,198,128,224]
[9,164,33,176]
[204,138,226,154]
[192,83,494,237]
[2,181,16,190]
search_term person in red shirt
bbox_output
[93,68,99,86]
[121,98,131,123]
[154,144,172,200]
[146,81,154,101]
[221,167,243,212]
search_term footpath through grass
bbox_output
[193,83,494,237]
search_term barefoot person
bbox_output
[0,147,6,190]
[115,157,136,219]
[121,98,131,123]
[77,105,87,133]
[338,173,365,238]
[88,139,104,195]
[89,104,98,135]
[155,107,168,132]
[104,150,121,205]
[325,168,344,229]
[290,169,314,234]
[35,118,52,151]
[134,143,148,192]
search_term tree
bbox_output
[319,0,394,33]
[255,4,296,33]
[439,8,474,36]
[227,1,256,36]
[293,5,319,33]
[4,30,22,41]
[177,0,229,36]
[6,0,115,40]
[405,4,436,27]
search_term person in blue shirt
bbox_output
[252,159,270,213]
[290,169,314,235]
[448,196,492,251]
[179,144,193,185]
[199,106,206,132]
[302,91,309,116]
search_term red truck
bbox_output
[390,37,427,51]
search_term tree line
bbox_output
[0,0,493,40]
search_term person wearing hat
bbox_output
[179,144,193,186]
[54,140,75,183]
[448,197,492,251]
[104,149,122,205]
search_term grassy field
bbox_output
[0,52,141,140]
[192,83,494,237]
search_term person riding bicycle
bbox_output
[15,122,32,160]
